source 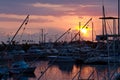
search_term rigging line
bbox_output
[106,21,112,34]
[110,64,118,79]
[15,50,45,79]
[93,29,96,37]
[72,71,81,80]
[54,28,71,43]
[10,15,29,43]
[70,18,92,42]
[87,70,95,79]
[18,15,29,42]
[72,65,82,80]
[37,57,55,80]
[37,51,65,80]
[3,15,29,52]
[101,0,104,6]
[18,26,26,43]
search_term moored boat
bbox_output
[47,56,75,62]
[9,60,36,74]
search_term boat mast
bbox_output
[102,3,107,36]
[118,0,120,35]
[92,22,94,42]
[71,18,92,42]
[79,22,81,42]
[54,28,71,43]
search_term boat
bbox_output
[9,60,36,74]
[84,56,119,64]
[113,72,120,80]
[0,67,9,79]
[80,46,93,53]
[47,56,75,62]
[27,46,45,54]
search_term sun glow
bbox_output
[75,26,88,34]
[81,28,87,34]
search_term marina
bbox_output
[0,60,120,80]
[0,0,120,80]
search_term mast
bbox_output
[54,28,71,43]
[71,18,92,42]
[10,15,29,44]
[118,0,120,35]
[79,22,81,41]
[41,28,44,44]
[102,5,107,36]
[92,22,94,42]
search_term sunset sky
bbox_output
[0,0,118,43]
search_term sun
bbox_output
[75,26,88,34]
[74,25,92,40]
[81,28,87,34]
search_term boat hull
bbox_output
[9,67,36,74]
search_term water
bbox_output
[6,60,120,80]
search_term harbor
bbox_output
[0,0,120,80]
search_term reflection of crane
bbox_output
[54,28,71,43]
[71,18,92,42]
[10,15,29,44]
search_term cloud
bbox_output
[0,14,54,23]
[0,14,25,22]
[0,0,117,17]
[28,2,101,16]
[32,3,61,8]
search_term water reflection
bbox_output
[5,60,120,80]
[8,73,36,80]
[48,61,74,73]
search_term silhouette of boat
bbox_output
[9,60,36,74]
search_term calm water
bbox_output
[7,60,120,80]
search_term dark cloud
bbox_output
[0,0,118,16]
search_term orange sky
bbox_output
[0,0,118,43]
[0,15,102,42]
